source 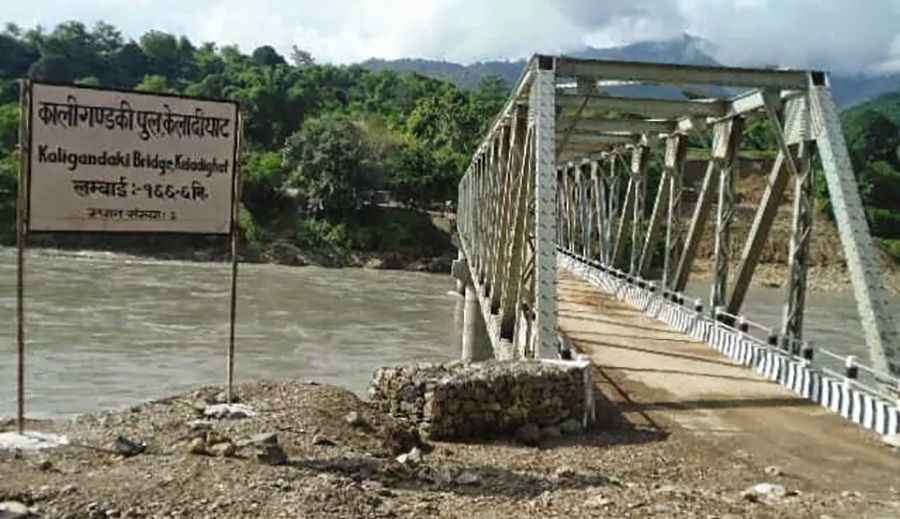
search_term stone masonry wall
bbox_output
[368,360,594,440]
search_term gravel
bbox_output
[0,380,895,518]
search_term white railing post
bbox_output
[736,315,746,343]
[844,355,858,388]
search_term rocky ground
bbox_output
[685,173,900,295]
[2,379,897,518]
[257,239,454,273]
[690,257,900,295]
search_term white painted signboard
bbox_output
[28,82,239,234]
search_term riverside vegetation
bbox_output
[0,20,898,272]
[0,21,508,268]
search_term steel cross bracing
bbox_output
[456,55,898,377]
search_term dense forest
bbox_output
[0,21,507,263]
[0,21,897,265]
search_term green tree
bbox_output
[227,64,306,148]
[135,74,173,93]
[0,103,19,154]
[31,21,102,82]
[252,45,286,67]
[0,31,39,78]
[472,75,508,133]
[194,42,225,77]
[837,97,900,242]
[139,31,196,83]
[290,45,315,68]
[387,140,461,208]
[283,114,374,213]
[242,150,289,220]
[107,42,148,88]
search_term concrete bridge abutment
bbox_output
[452,255,491,363]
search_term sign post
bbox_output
[16,81,242,430]
[16,81,30,434]
[227,113,242,404]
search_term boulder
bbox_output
[270,241,306,266]
[247,432,278,446]
[540,426,562,439]
[344,411,367,427]
[395,447,422,466]
[382,424,421,456]
[515,423,541,446]
[186,437,206,455]
[0,501,32,519]
[312,434,337,447]
[256,444,288,466]
[204,403,256,420]
[0,501,35,519]
[208,442,236,458]
[454,471,482,486]
[559,418,583,435]
[742,482,787,502]
[113,435,146,457]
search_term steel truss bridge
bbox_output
[453,55,900,437]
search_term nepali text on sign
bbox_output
[28,83,239,234]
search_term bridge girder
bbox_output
[456,54,899,377]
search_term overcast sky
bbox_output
[5,0,900,75]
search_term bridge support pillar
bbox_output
[451,251,468,351]
[453,255,491,362]
[462,281,492,363]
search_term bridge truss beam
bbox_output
[457,55,898,375]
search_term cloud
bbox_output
[4,0,900,74]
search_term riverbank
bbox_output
[3,205,459,273]
[690,257,900,295]
[1,378,894,518]
[4,200,898,291]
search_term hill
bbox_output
[842,90,900,125]
[361,34,900,108]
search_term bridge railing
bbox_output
[560,248,900,404]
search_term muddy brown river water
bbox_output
[0,248,457,418]
[1,247,896,418]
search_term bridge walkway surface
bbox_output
[557,269,900,500]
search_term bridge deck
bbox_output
[558,270,899,496]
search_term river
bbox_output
[0,248,457,418]
[1,248,896,419]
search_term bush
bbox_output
[386,140,463,209]
[241,150,289,220]
[238,205,263,244]
[294,218,352,250]
[868,208,900,239]
[882,239,900,264]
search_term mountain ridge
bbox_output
[361,34,900,107]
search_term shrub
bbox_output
[882,239,900,264]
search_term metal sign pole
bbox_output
[16,80,30,435]
[226,113,242,404]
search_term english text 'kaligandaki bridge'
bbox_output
[451,54,900,458]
